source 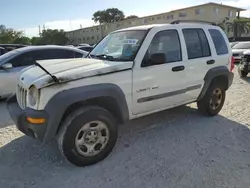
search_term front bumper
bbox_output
[239,61,250,73]
[6,95,48,141]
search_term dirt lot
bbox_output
[1,72,250,188]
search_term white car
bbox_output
[7,21,234,167]
[232,41,250,63]
[0,45,88,98]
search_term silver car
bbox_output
[232,42,250,63]
[0,45,88,98]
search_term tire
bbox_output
[197,82,226,116]
[238,69,248,78]
[57,106,118,167]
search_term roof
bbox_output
[114,24,166,32]
[113,21,220,32]
[14,45,87,54]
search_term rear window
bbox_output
[209,29,228,55]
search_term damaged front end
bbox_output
[239,51,250,73]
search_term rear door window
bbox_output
[209,29,228,55]
[46,49,75,59]
[182,28,211,59]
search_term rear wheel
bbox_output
[57,106,118,167]
[197,82,226,116]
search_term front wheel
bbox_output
[197,82,226,116]
[238,68,248,78]
[57,106,118,167]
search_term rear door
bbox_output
[179,27,215,100]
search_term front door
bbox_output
[132,29,189,115]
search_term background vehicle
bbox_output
[77,45,94,52]
[238,50,250,77]
[0,45,88,98]
[78,43,90,47]
[232,41,250,63]
[0,44,27,54]
[7,21,234,167]
[230,41,239,48]
[0,47,5,55]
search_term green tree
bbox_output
[125,15,139,20]
[92,8,125,24]
[13,36,31,45]
[226,18,250,37]
[0,24,23,44]
[30,37,41,45]
[217,17,229,31]
[38,29,69,45]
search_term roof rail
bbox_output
[170,20,217,26]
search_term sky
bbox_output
[0,0,250,37]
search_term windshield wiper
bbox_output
[34,62,59,83]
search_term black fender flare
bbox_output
[198,66,234,100]
[43,83,129,141]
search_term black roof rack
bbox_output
[170,20,216,26]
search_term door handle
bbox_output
[172,66,185,72]
[207,60,215,65]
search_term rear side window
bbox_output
[74,52,84,58]
[183,29,211,59]
[209,29,228,55]
[47,49,75,59]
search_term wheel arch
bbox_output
[43,83,129,142]
[198,66,231,101]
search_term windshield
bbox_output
[90,30,147,61]
[0,49,18,63]
[232,42,250,49]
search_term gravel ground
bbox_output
[1,71,250,188]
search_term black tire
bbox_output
[197,82,226,116]
[57,106,118,167]
[238,69,248,78]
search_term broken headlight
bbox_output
[28,85,39,106]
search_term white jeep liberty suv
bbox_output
[7,20,235,166]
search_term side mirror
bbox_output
[149,53,166,65]
[1,63,13,69]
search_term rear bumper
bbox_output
[7,95,48,141]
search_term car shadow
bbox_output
[240,76,250,83]
[1,105,250,188]
[0,100,13,129]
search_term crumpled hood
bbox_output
[19,58,133,89]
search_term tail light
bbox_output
[230,56,235,72]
